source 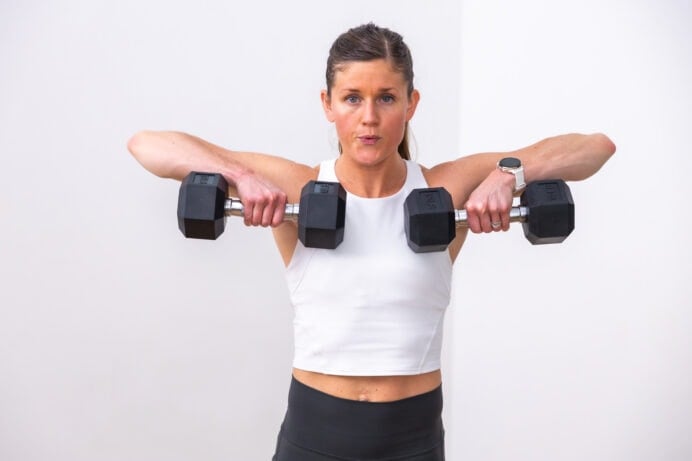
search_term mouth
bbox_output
[358,135,381,145]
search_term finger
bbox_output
[488,196,502,231]
[243,203,253,226]
[492,206,511,232]
[261,202,275,227]
[500,209,510,231]
[243,199,262,226]
[480,211,493,233]
[465,208,482,233]
[271,206,285,227]
[490,211,503,232]
[252,202,265,226]
[499,199,513,231]
[271,195,287,227]
[489,196,511,232]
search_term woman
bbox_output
[128,23,615,461]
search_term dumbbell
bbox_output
[177,172,346,249]
[404,179,575,253]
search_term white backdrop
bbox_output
[451,1,691,460]
[1,1,690,460]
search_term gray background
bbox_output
[1,0,690,460]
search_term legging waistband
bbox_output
[280,377,444,459]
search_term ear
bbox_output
[406,89,420,122]
[321,90,335,122]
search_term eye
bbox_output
[380,94,395,104]
[345,95,360,104]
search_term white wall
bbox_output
[451,1,691,460]
[0,1,459,460]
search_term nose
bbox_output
[361,100,379,125]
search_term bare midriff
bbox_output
[292,368,442,402]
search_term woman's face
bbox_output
[321,59,419,166]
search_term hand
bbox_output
[234,172,288,227]
[464,169,515,233]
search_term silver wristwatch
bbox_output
[498,157,526,193]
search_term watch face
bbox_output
[499,157,521,168]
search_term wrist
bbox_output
[223,164,255,187]
[497,157,526,193]
[493,167,517,190]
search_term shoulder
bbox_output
[285,163,322,201]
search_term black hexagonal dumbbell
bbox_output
[177,172,346,249]
[404,179,575,253]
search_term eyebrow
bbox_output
[338,87,399,94]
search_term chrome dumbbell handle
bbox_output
[224,199,300,222]
[454,206,529,227]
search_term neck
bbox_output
[334,155,407,198]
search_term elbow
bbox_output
[127,130,153,162]
[126,130,171,178]
[593,132,616,158]
[576,132,616,180]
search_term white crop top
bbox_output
[285,159,452,376]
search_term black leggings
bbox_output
[272,377,445,460]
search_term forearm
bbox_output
[126,130,252,183]
[518,133,616,183]
[445,132,615,235]
[428,132,616,211]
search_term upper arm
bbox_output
[424,153,505,208]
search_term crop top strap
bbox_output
[318,159,338,182]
